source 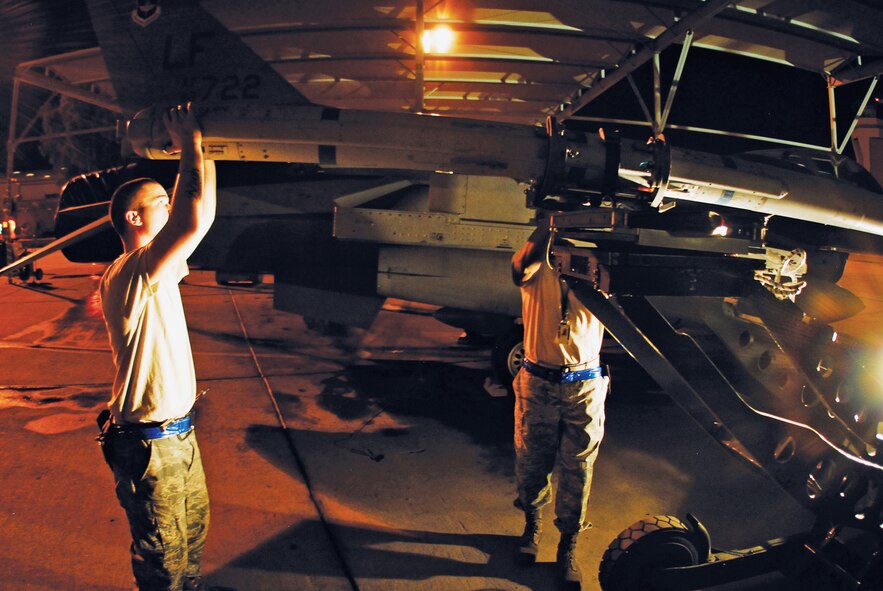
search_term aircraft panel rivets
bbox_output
[839,476,850,498]
[773,371,790,390]
[800,384,819,408]
[807,474,823,500]
[758,350,772,370]
[816,358,834,378]
[773,436,796,463]
[835,382,854,404]
[806,459,835,501]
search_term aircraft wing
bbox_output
[0,214,111,278]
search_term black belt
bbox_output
[522,359,605,383]
[107,414,193,440]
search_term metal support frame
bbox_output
[625,31,694,139]
[560,5,880,162]
[652,52,662,136]
[555,0,731,122]
[5,78,21,215]
[14,93,60,147]
[831,57,883,86]
[16,126,117,145]
[13,68,124,115]
[626,73,653,132]
[660,31,693,134]
[565,285,772,472]
[6,90,56,215]
[414,0,425,113]
[4,52,125,217]
[4,77,118,209]
[16,47,103,71]
[839,76,879,155]
[828,77,840,157]
[567,115,831,152]
[826,74,880,163]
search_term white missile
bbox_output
[631,145,883,236]
[127,104,553,180]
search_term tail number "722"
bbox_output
[181,74,263,102]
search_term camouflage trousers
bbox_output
[101,429,210,591]
[513,369,608,533]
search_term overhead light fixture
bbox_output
[423,25,454,53]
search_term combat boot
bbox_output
[515,510,542,565]
[556,532,582,590]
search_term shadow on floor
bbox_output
[224,517,564,590]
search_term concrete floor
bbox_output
[0,252,816,590]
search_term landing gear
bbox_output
[491,325,524,391]
[599,514,707,591]
[16,263,43,283]
[599,513,883,590]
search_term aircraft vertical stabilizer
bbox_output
[85,0,311,111]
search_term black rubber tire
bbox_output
[491,325,524,391]
[599,515,702,591]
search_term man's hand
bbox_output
[512,211,555,286]
[144,102,212,280]
[162,102,202,155]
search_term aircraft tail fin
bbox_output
[85,0,310,112]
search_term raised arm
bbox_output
[197,158,216,240]
[511,214,553,286]
[146,104,216,279]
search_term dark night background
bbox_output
[0,0,97,173]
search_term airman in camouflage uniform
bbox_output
[98,103,216,591]
[511,215,609,591]
[102,432,210,591]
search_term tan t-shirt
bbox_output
[99,247,196,423]
[519,259,604,368]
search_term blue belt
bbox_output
[109,415,193,440]
[522,359,605,383]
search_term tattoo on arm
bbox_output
[181,168,202,200]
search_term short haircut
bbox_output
[108,178,161,237]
